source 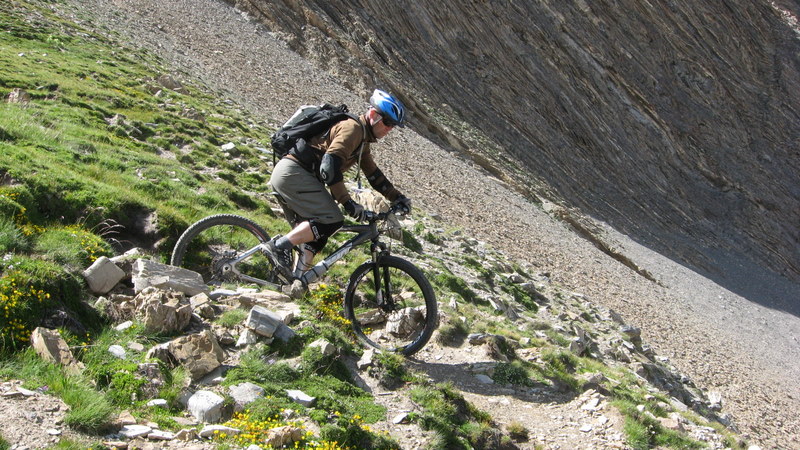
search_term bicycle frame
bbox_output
[268,191,394,284]
[296,221,386,286]
[220,217,389,289]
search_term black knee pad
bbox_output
[305,237,328,254]
[307,220,343,253]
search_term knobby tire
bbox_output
[344,255,437,356]
[170,214,279,286]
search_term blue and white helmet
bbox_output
[369,89,406,127]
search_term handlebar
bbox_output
[364,203,408,222]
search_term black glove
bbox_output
[393,195,412,215]
[343,199,366,221]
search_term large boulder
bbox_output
[132,259,208,296]
[168,330,225,381]
[82,256,127,294]
[135,287,192,334]
[30,327,84,375]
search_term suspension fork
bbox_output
[370,241,393,309]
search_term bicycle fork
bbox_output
[370,245,395,311]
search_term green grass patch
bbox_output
[545,329,572,347]
[80,330,148,406]
[431,269,482,305]
[215,308,248,327]
[615,399,704,449]
[0,349,114,433]
[296,374,387,423]
[0,216,29,253]
[409,382,496,449]
[305,283,353,333]
[300,345,352,381]
[319,413,400,449]
[501,283,539,312]
[0,254,103,352]
[492,361,535,387]
[34,224,112,270]
[435,315,470,346]
[532,348,581,391]
[0,0,282,253]
[225,342,385,429]
[155,365,189,412]
[223,345,300,386]
[401,229,423,253]
[42,440,105,450]
[506,420,530,442]
[369,350,423,388]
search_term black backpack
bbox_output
[270,103,359,165]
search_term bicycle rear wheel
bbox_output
[344,255,437,356]
[171,214,284,286]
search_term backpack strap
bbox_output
[347,113,367,190]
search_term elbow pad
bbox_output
[319,153,344,186]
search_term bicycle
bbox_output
[170,201,438,356]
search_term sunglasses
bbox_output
[377,115,401,128]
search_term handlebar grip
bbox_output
[363,210,379,222]
[366,204,408,222]
[391,203,410,217]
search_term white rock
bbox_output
[357,349,375,370]
[236,328,260,348]
[393,413,410,424]
[146,399,168,409]
[286,389,316,407]
[198,424,241,438]
[309,339,335,356]
[229,382,265,407]
[108,345,126,359]
[82,256,126,294]
[115,320,134,331]
[581,397,601,411]
[132,259,208,296]
[17,387,35,397]
[246,305,283,337]
[120,424,152,438]
[127,342,145,352]
[147,429,175,440]
[187,390,225,423]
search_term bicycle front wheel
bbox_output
[171,214,284,287]
[344,255,437,356]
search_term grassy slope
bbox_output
[0,0,280,243]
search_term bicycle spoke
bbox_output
[345,256,437,355]
[171,215,279,287]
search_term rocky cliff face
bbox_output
[227,0,800,298]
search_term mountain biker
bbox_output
[267,89,412,280]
